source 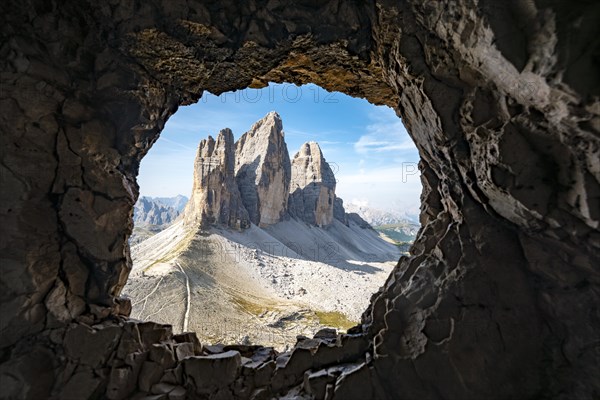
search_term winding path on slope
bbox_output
[175,261,191,332]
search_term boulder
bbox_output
[331,363,373,400]
[138,361,164,392]
[182,350,242,394]
[172,332,202,355]
[63,323,122,368]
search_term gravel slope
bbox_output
[123,219,399,349]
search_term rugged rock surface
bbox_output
[134,196,181,226]
[346,213,372,230]
[184,129,250,230]
[333,197,349,226]
[235,112,291,227]
[181,115,355,232]
[289,142,337,227]
[1,1,599,399]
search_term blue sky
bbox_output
[138,83,422,215]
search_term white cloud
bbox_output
[336,163,422,213]
[318,140,343,145]
[353,108,416,155]
[342,107,421,213]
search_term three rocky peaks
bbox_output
[183,111,358,230]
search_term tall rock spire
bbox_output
[288,141,337,227]
[234,111,291,227]
[183,128,250,230]
[182,113,348,231]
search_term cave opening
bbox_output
[124,82,422,350]
[4,1,597,398]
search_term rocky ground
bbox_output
[123,218,398,351]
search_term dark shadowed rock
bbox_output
[182,350,242,394]
[333,197,349,226]
[346,213,372,230]
[1,1,598,400]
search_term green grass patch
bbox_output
[231,296,271,316]
[314,310,358,331]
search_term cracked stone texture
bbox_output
[183,128,250,230]
[289,142,337,227]
[1,0,599,399]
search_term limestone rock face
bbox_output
[181,116,350,232]
[289,142,336,227]
[234,112,291,227]
[184,129,249,230]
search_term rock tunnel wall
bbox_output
[1,0,598,399]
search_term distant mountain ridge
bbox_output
[344,202,419,226]
[133,195,188,226]
[152,195,188,212]
[131,195,189,244]
[344,202,420,243]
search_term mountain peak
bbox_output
[297,141,324,158]
[183,127,249,229]
[182,113,358,230]
[243,111,284,140]
[235,112,290,227]
[288,141,337,226]
[133,197,180,228]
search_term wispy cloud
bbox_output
[318,140,343,145]
[353,108,416,155]
[160,137,197,151]
[336,163,422,213]
[285,129,318,138]
[337,164,420,185]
